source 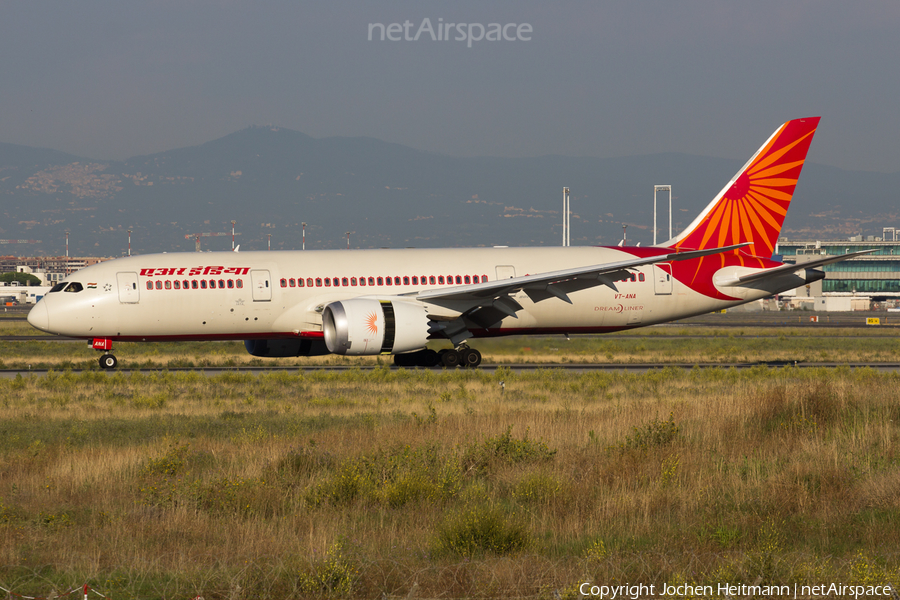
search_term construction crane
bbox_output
[0,239,41,244]
[185,232,239,252]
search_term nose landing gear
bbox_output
[91,338,118,370]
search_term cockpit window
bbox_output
[63,282,83,293]
[49,282,67,293]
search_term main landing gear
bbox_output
[392,345,482,369]
[91,338,118,370]
[438,345,482,369]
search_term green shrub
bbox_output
[298,541,358,597]
[513,472,560,504]
[461,426,556,473]
[435,505,530,557]
[614,412,680,452]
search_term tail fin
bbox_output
[669,117,820,258]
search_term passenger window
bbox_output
[183,280,190,289]
[386,277,392,286]
[165,280,172,290]
[455,276,462,284]
[219,280,225,288]
[438,276,444,284]
[430,276,436,285]
[377,277,383,285]
[368,277,375,286]
[174,281,180,289]
[350,277,357,286]
[280,278,287,288]
[639,273,645,282]
[359,277,366,287]
[324,278,331,287]
[227,280,234,288]
[289,278,295,287]
[316,278,322,287]
[464,275,471,284]
[307,278,313,287]
[236,280,243,288]
[146,281,153,290]
[192,280,199,289]
[201,280,207,289]
[412,276,418,285]
[155,281,162,290]
[403,276,410,285]
[342,277,349,286]
[482,275,488,282]
[297,278,304,287]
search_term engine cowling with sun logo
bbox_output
[322,298,431,355]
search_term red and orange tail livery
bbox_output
[670,117,820,259]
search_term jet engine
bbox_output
[244,338,330,357]
[322,298,430,355]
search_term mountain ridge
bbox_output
[0,126,896,256]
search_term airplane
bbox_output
[26,116,870,369]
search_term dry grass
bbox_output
[4,326,900,369]
[0,366,899,598]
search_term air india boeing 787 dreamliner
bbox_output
[27,117,869,369]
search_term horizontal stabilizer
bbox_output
[715,249,876,287]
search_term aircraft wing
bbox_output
[415,243,749,325]
[715,249,877,286]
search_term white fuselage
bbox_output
[28,246,781,342]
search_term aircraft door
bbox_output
[250,269,272,302]
[116,272,140,303]
[653,264,673,295]
[495,265,516,280]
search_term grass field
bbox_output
[4,320,900,370]
[1,363,899,599]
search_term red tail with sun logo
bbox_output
[669,117,820,258]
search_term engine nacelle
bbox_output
[322,298,430,355]
[244,338,330,357]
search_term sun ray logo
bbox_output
[364,312,378,336]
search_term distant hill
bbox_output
[1,126,898,256]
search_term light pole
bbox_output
[302,222,306,250]
[267,234,272,251]
[231,220,236,250]
[127,229,132,257]
[346,231,353,249]
[653,185,672,245]
[65,231,70,276]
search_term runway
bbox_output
[2,361,900,378]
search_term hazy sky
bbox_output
[2,1,899,172]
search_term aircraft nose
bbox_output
[27,302,50,332]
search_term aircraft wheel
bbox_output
[99,354,118,370]
[461,348,482,368]
[441,349,461,368]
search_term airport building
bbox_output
[777,231,900,307]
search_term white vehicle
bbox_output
[27,117,866,369]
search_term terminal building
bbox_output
[777,229,900,309]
